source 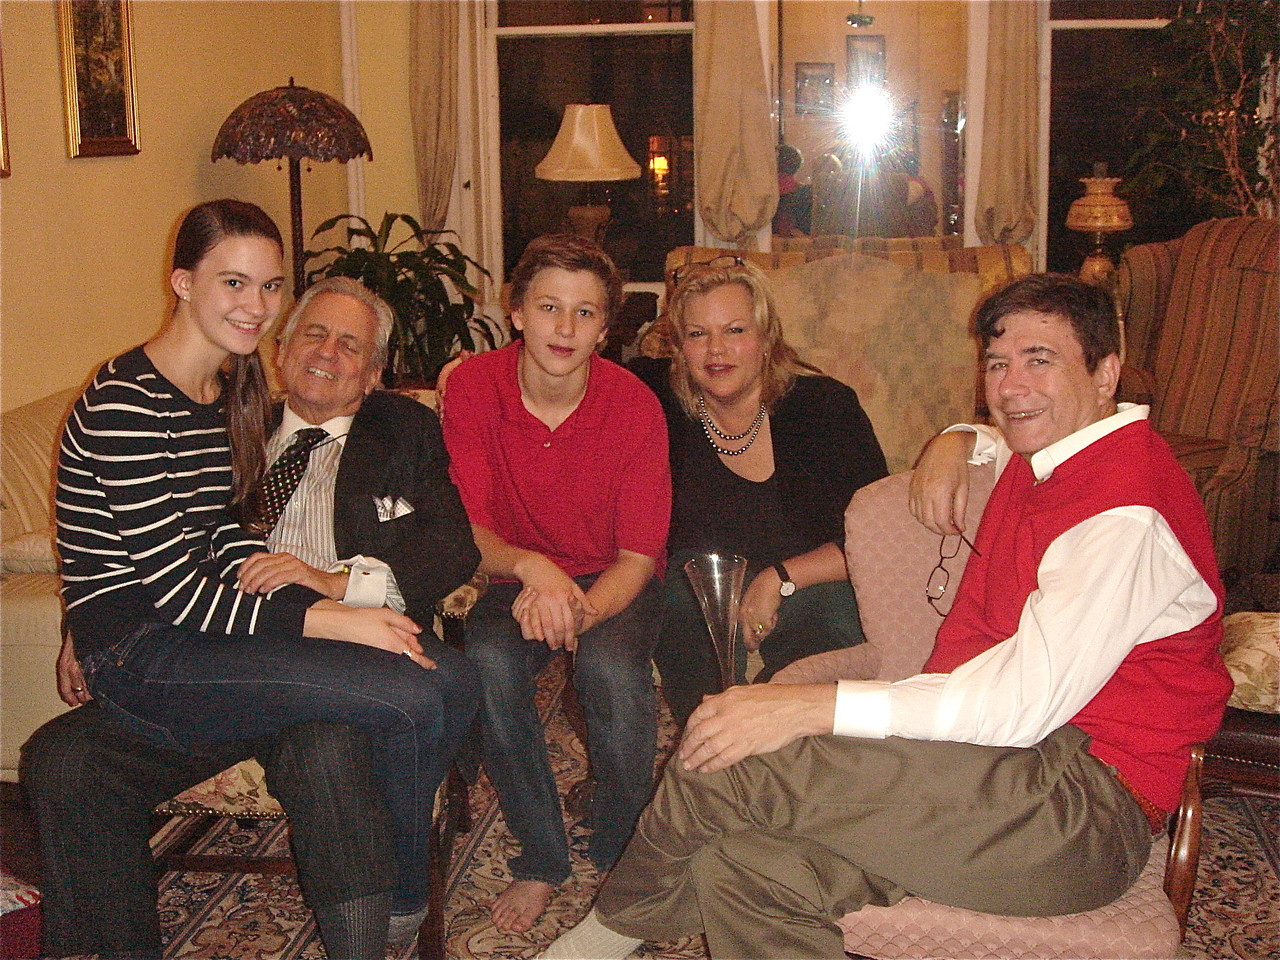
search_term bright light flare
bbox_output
[838,84,895,159]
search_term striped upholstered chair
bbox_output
[1115,216,1279,578]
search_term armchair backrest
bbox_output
[772,459,997,687]
[1117,217,1279,445]
[844,460,998,681]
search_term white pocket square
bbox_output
[373,496,415,522]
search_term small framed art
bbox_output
[846,34,887,88]
[57,0,141,158]
[795,62,835,116]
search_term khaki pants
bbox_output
[596,725,1151,960]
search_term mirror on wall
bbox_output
[776,1,966,240]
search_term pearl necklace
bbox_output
[697,395,766,456]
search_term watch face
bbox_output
[779,581,796,597]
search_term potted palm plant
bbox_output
[305,212,492,386]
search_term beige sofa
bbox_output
[1,388,79,780]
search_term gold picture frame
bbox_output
[57,0,140,158]
[1,44,10,177]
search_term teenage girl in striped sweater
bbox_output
[52,199,445,940]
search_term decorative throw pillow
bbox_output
[0,873,40,917]
[1,530,57,573]
[1220,611,1279,714]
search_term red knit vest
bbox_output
[924,420,1231,811]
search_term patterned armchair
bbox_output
[1115,216,1279,577]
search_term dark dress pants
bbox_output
[20,704,394,960]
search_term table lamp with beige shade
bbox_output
[536,104,641,244]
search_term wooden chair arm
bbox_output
[1164,742,1204,935]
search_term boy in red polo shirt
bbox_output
[443,235,671,933]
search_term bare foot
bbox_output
[491,879,556,933]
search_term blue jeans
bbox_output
[466,577,661,884]
[82,621,479,913]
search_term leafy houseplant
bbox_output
[305,212,492,387]
[1123,0,1279,219]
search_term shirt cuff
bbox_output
[333,555,390,609]
[832,680,892,739]
[941,423,1001,465]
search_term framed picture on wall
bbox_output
[57,0,140,157]
[846,34,887,88]
[795,62,835,116]
[1,46,10,177]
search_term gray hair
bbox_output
[279,276,394,368]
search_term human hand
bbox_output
[238,551,345,599]
[304,601,434,667]
[435,351,473,419]
[57,633,92,706]
[738,568,783,650]
[909,432,973,535]
[510,556,597,650]
[677,683,836,774]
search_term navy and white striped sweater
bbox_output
[57,347,310,657]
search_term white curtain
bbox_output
[410,1,459,233]
[974,1,1039,246]
[692,0,777,249]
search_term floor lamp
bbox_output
[212,78,373,295]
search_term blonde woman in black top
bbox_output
[631,257,887,725]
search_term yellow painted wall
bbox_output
[353,1,419,230]
[780,0,966,223]
[1,0,346,411]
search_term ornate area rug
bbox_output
[151,659,1279,959]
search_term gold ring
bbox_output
[755,623,766,633]
[401,649,414,657]
[73,685,84,692]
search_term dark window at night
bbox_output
[498,33,694,282]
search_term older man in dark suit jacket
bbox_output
[23,277,479,960]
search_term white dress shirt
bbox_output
[831,405,1217,746]
[266,406,405,612]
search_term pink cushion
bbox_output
[840,835,1180,960]
[773,461,996,686]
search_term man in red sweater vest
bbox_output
[541,274,1232,960]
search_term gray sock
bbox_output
[387,903,430,948]
[312,891,393,960]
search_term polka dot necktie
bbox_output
[256,427,329,536]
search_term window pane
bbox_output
[498,33,694,282]
[499,0,692,28]
[1048,27,1214,273]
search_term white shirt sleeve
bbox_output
[332,554,406,613]
[832,506,1217,746]
[941,423,1010,473]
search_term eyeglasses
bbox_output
[670,255,745,287]
[925,531,981,617]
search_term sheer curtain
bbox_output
[692,0,777,249]
[974,0,1039,246]
[410,1,458,233]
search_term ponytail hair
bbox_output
[172,199,282,513]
